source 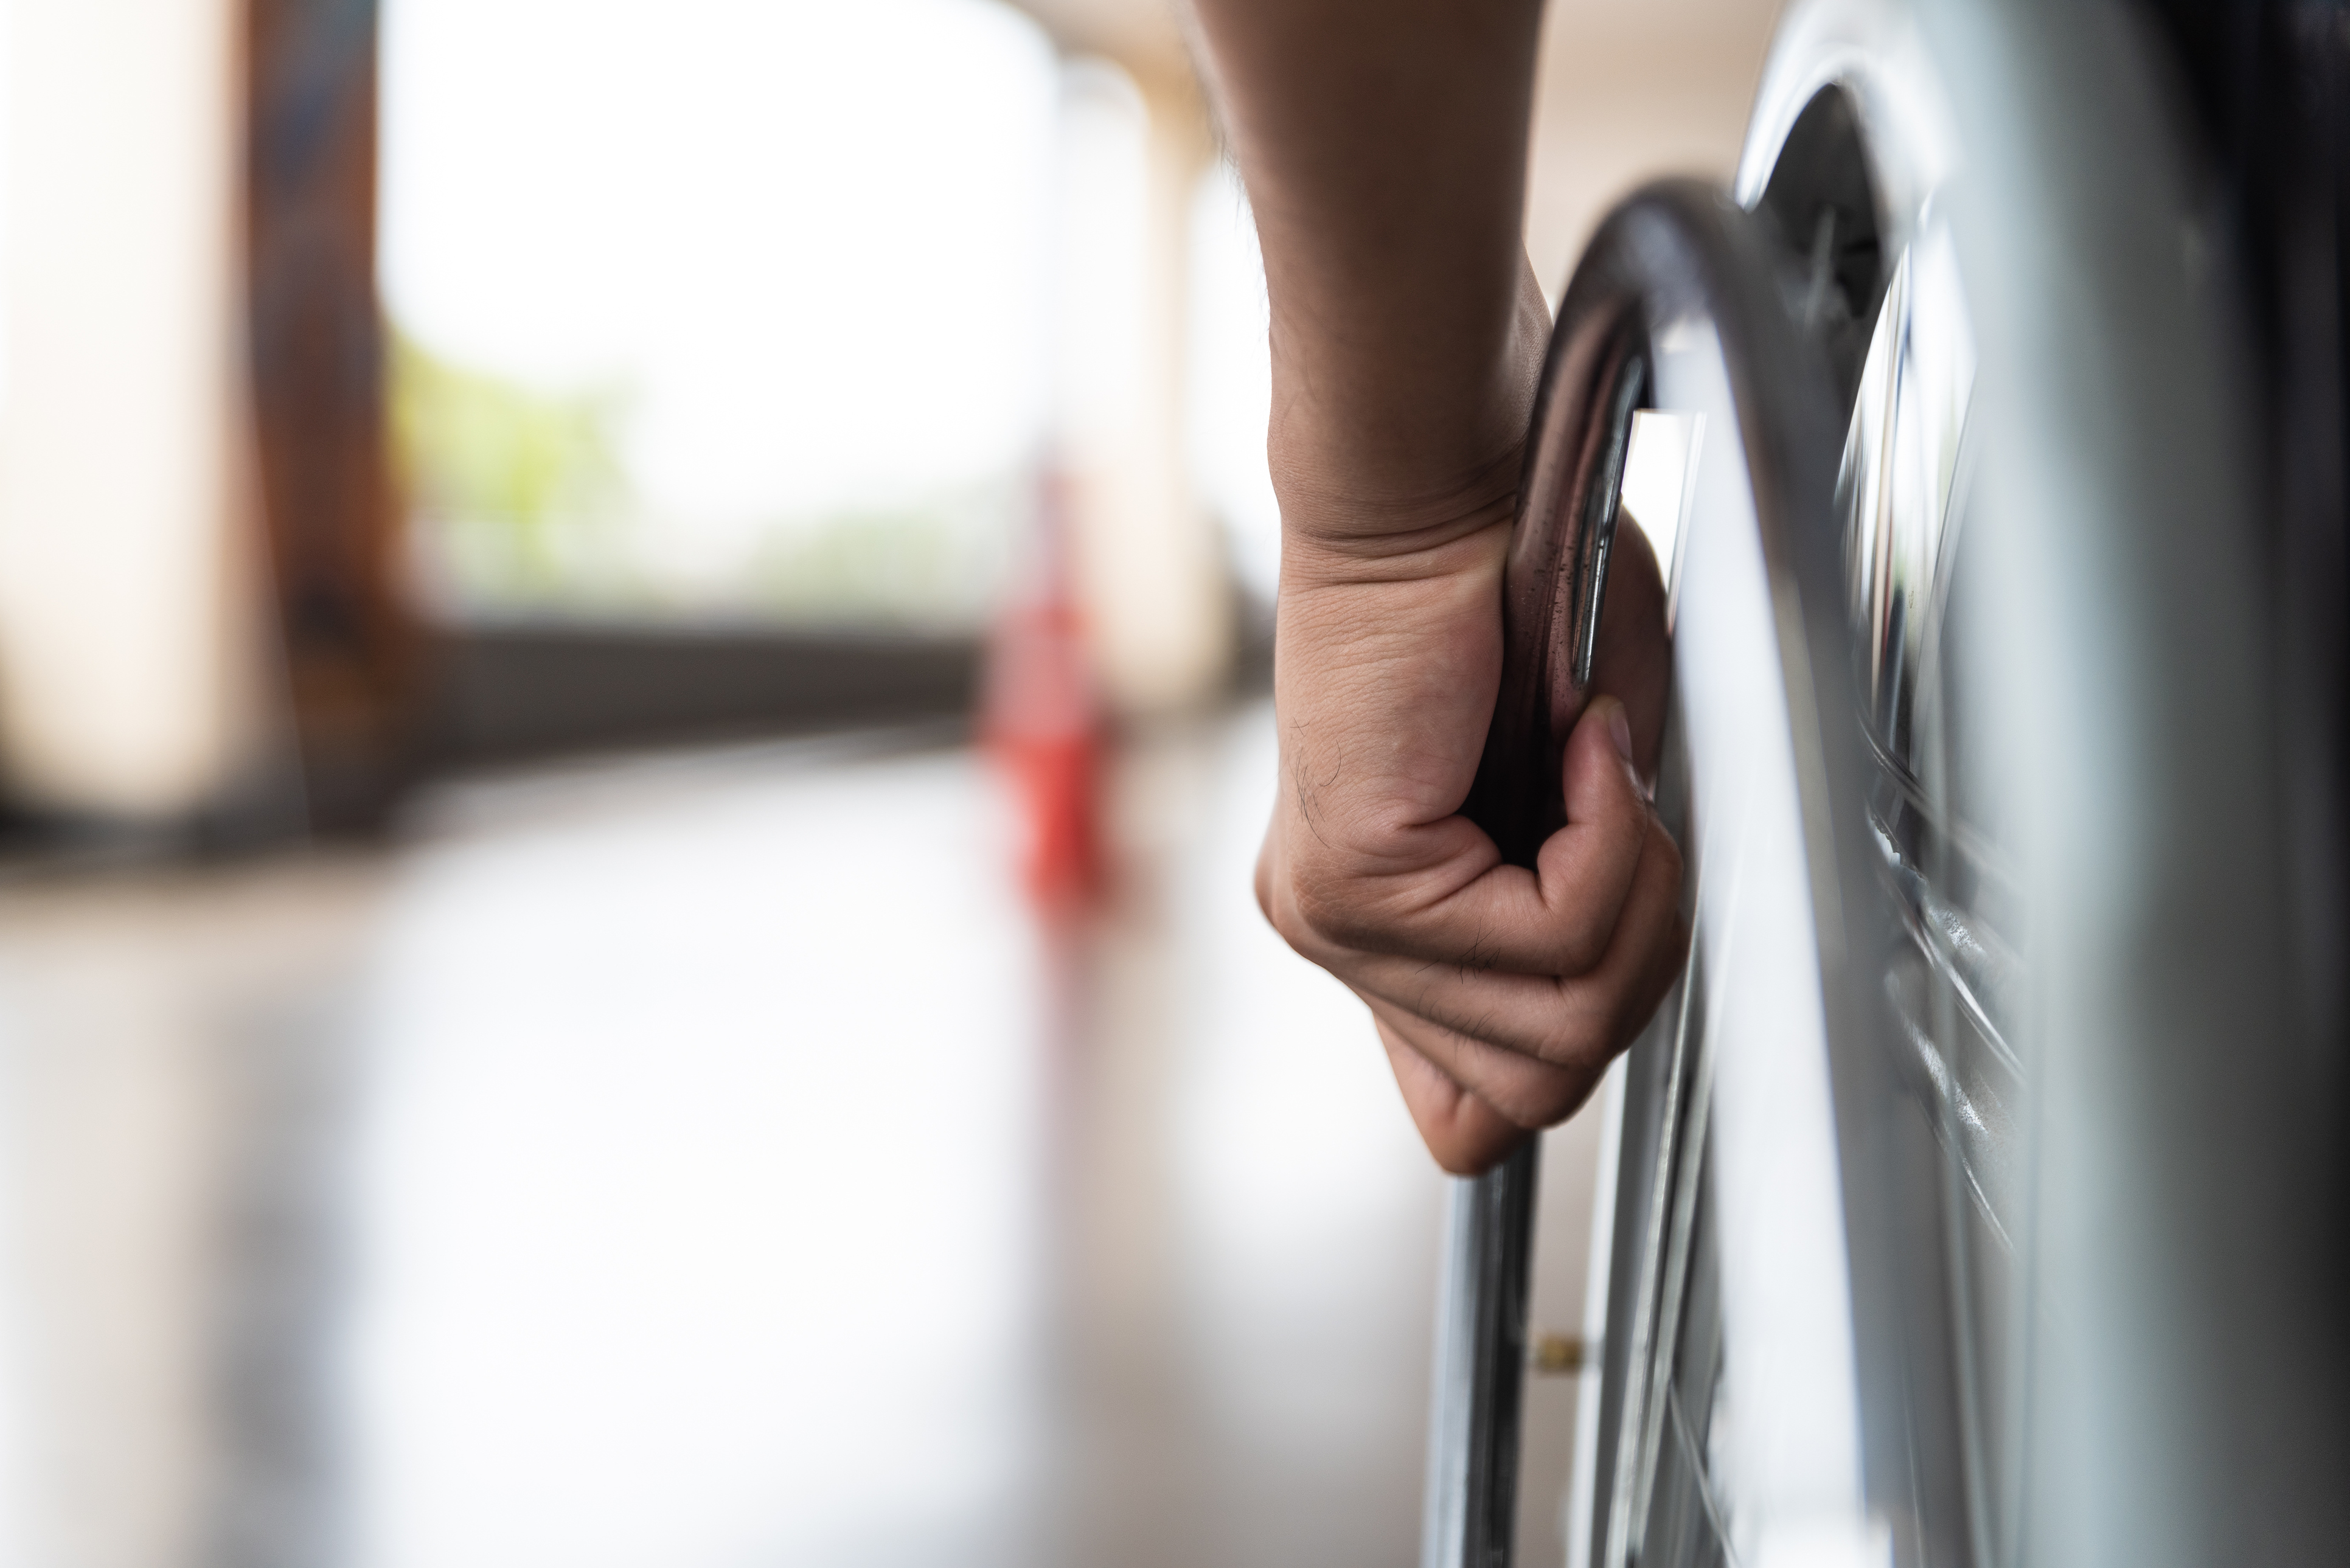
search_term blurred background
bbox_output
[0,1,1772,1563]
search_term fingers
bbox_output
[1531,694,1656,962]
[1270,695,1657,977]
[1351,793,1684,1171]
[1375,1021,1538,1176]
[1258,505,1685,1177]
[1372,999,1601,1131]
[1341,803,1683,1064]
[1369,891,1686,1173]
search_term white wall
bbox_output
[0,0,269,819]
[1525,0,1782,304]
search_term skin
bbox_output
[1187,0,1688,1174]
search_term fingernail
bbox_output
[1606,701,1633,765]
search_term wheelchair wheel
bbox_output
[1530,2,2349,1566]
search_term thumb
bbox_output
[1561,694,1646,832]
[1526,695,1652,973]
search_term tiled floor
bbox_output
[0,704,1606,1568]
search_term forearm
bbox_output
[1189,0,1550,539]
[1199,0,1683,1173]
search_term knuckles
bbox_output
[1274,844,1389,957]
[1261,803,1686,1032]
[1544,912,1613,979]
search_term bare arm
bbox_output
[1192,0,1685,1173]
[1195,0,1549,514]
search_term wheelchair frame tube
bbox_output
[1422,1141,1542,1568]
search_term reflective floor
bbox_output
[0,704,1619,1568]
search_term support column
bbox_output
[248,0,415,831]
[0,0,276,825]
[1056,63,1232,718]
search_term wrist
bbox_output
[1266,257,1551,558]
[1271,432,1526,566]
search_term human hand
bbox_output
[1256,406,1686,1175]
[1189,0,1683,1173]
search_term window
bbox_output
[380,0,1059,630]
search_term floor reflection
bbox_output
[0,704,1459,1567]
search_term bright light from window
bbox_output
[1187,164,1279,605]
[380,0,1058,622]
[1051,62,1149,456]
[1618,407,1703,585]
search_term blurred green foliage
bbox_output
[745,496,1015,629]
[390,328,1013,628]
[390,330,632,597]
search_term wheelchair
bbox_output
[1424,2,2350,1564]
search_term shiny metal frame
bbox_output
[1422,1144,1542,1568]
[1424,244,1656,1568]
[1560,3,2347,1567]
[1574,191,1872,1568]
[1434,1,2350,1564]
[1422,179,1849,1568]
[1734,4,2349,1564]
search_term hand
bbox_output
[1256,373,1686,1174]
[1190,0,1685,1172]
